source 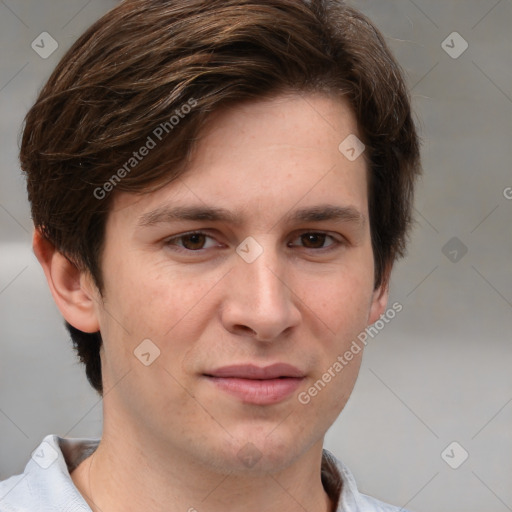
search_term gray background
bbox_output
[0,1,511,511]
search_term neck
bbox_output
[71,423,333,512]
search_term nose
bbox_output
[220,240,301,342]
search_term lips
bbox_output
[205,363,304,379]
[203,363,305,405]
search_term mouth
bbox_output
[203,363,305,405]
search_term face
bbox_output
[88,93,388,473]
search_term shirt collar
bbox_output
[1,435,392,512]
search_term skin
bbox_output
[34,93,389,512]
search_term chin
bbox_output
[225,426,316,475]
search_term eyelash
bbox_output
[163,230,344,254]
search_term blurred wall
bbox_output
[0,1,511,511]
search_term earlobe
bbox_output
[32,229,100,333]
[367,263,392,325]
[368,282,389,325]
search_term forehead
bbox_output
[109,93,368,226]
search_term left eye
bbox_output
[288,233,337,249]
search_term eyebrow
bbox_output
[286,205,365,226]
[137,204,366,229]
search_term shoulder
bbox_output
[322,449,412,512]
[0,472,31,512]
[0,434,96,512]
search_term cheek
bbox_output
[302,263,375,341]
[102,252,222,338]
[299,261,373,417]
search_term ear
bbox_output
[367,265,392,325]
[33,229,100,333]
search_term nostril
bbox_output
[235,325,257,336]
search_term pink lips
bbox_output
[204,363,305,405]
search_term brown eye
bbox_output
[287,232,340,251]
[165,231,217,251]
[180,233,207,250]
[300,233,328,249]
[164,231,225,255]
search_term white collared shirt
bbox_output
[0,435,411,511]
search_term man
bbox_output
[0,1,420,511]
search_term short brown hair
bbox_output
[20,0,421,395]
